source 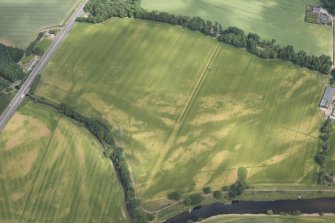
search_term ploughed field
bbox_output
[0,102,128,223]
[142,0,332,56]
[36,19,327,200]
[0,0,80,48]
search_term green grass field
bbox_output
[142,0,332,56]
[36,19,327,202]
[0,0,80,48]
[0,101,129,223]
[203,215,335,223]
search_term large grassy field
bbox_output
[203,215,335,223]
[36,19,327,202]
[142,0,332,56]
[0,101,128,223]
[0,0,81,48]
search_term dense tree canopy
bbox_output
[315,120,333,184]
[0,44,25,82]
[322,0,335,15]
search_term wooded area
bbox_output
[0,44,24,82]
[79,0,332,74]
[322,0,335,15]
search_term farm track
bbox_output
[178,44,220,122]
[144,44,220,191]
[18,119,59,223]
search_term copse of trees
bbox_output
[26,32,44,56]
[0,77,10,92]
[229,180,249,198]
[80,0,139,23]
[322,0,335,15]
[79,1,332,74]
[167,191,181,201]
[314,119,333,184]
[0,93,11,114]
[184,193,203,206]
[0,44,25,82]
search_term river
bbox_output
[164,198,335,223]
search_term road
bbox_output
[0,0,89,131]
[320,8,335,69]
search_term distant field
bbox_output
[36,19,327,201]
[142,0,332,56]
[0,0,80,48]
[0,102,128,223]
[203,215,335,223]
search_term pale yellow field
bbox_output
[0,102,129,223]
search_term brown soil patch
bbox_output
[193,97,256,126]
[0,39,12,46]
[261,143,302,166]
[285,78,306,99]
[10,192,24,202]
[4,113,50,151]
[76,141,86,169]
[4,148,40,178]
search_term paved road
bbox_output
[320,8,335,68]
[0,0,89,131]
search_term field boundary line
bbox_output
[178,44,220,122]
[18,118,60,223]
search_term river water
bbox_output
[164,198,335,223]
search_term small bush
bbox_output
[222,186,229,191]
[147,213,155,221]
[167,191,181,201]
[237,167,248,181]
[184,193,203,206]
[213,190,222,199]
[292,210,302,215]
[266,210,273,215]
[203,187,212,194]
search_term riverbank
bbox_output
[164,198,335,223]
[201,214,335,223]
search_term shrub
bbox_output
[229,180,249,198]
[184,193,203,206]
[266,210,273,215]
[213,190,222,199]
[237,167,248,181]
[147,213,155,221]
[203,187,212,194]
[222,186,229,191]
[292,210,302,215]
[167,191,181,201]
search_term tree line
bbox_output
[58,103,147,222]
[314,119,333,184]
[0,44,25,82]
[79,0,332,75]
[30,97,148,223]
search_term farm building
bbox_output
[320,86,335,109]
[313,6,321,14]
[330,108,335,121]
